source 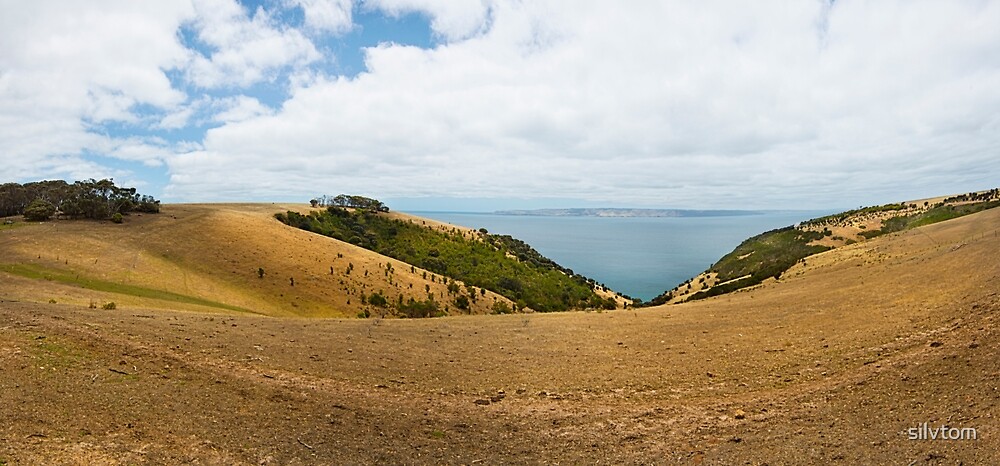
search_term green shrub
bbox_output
[858,230,884,239]
[652,197,1000,305]
[367,292,388,307]
[491,301,512,315]
[399,298,439,318]
[102,302,116,310]
[650,226,831,305]
[23,199,56,221]
[278,208,603,312]
[1,179,159,219]
[111,212,124,224]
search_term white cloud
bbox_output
[213,95,274,123]
[286,0,354,34]
[366,0,494,40]
[157,105,198,130]
[185,0,321,88]
[0,0,194,179]
[0,0,325,185]
[3,1,998,209]
[165,0,1000,208]
[97,137,176,168]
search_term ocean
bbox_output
[410,211,833,302]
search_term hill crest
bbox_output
[0,203,524,317]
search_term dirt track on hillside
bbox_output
[2,208,999,464]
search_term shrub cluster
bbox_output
[1,179,159,221]
[648,193,1000,305]
[647,226,832,305]
[278,206,610,312]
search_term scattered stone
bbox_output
[929,341,943,347]
[474,399,491,406]
[734,409,747,420]
[969,342,980,349]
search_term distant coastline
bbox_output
[493,208,764,218]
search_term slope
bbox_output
[0,203,515,317]
[278,207,621,312]
[0,200,998,463]
[653,188,1000,304]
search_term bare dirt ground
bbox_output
[1,207,999,464]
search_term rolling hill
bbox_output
[652,188,1000,304]
[0,203,525,318]
[277,206,621,313]
[0,196,998,463]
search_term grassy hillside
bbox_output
[3,195,1000,464]
[0,204,518,318]
[278,207,618,313]
[648,227,832,305]
[651,188,1000,304]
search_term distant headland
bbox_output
[493,208,763,218]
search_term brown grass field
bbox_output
[1,203,999,464]
[0,204,516,318]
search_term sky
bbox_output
[1,0,999,211]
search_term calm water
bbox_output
[411,211,832,302]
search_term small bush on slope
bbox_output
[278,208,613,313]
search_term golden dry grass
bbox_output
[0,203,514,318]
[0,203,998,463]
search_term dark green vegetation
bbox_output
[861,200,1000,239]
[944,189,999,204]
[801,202,909,227]
[650,190,1000,305]
[647,227,831,305]
[277,206,617,313]
[496,208,762,218]
[23,199,56,221]
[309,194,388,212]
[0,179,160,220]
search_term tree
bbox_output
[491,301,512,315]
[2,179,158,219]
[368,292,388,307]
[136,195,160,213]
[23,199,56,221]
